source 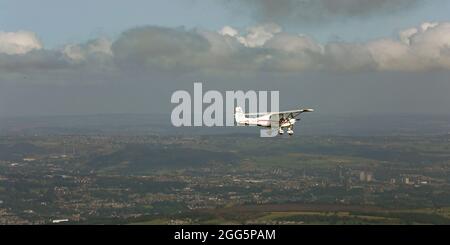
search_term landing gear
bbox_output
[287,125,294,136]
[279,128,294,136]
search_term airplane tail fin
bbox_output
[235,107,245,123]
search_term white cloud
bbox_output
[218,26,239,37]
[0,31,42,55]
[87,38,113,56]
[366,39,412,71]
[399,28,418,45]
[63,44,85,61]
[63,38,113,63]
[239,23,282,48]
[420,22,439,32]
[396,22,450,70]
[220,23,282,48]
[3,21,450,79]
[265,33,323,54]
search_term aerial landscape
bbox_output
[1,114,449,225]
[1,0,450,232]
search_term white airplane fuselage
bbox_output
[236,115,296,128]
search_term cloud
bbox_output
[2,21,450,83]
[232,23,282,48]
[221,0,422,25]
[376,22,450,71]
[218,26,239,37]
[0,31,43,55]
[214,22,450,72]
[112,26,211,72]
[62,38,113,69]
[62,38,113,62]
[399,28,419,45]
[0,50,67,72]
[0,37,116,85]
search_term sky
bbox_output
[2,0,450,47]
[1,0,450,117]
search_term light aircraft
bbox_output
[235,107,314,136]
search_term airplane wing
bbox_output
[243,108,314,117]
[269,109,314,119]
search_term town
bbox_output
[1,130,450,225]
